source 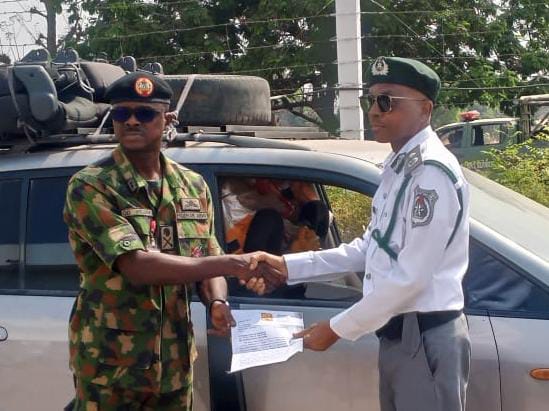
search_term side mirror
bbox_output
[0,326,7,342]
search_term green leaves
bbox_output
[483,136,549,207]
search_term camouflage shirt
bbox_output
[63,146,221,393]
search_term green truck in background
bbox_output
[436,94,549,170]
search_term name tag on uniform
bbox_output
[177,212,208,220]
[121,208,153,217]
[181,198,201,211]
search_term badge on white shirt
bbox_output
[411,186,439,227]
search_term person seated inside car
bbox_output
[221,177,329,297]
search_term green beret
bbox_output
[105,72,173,104]
[366,57,441,102]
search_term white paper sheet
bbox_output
[229,309,304,373]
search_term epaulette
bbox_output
[92,154,115,168]
[404,145,423,176]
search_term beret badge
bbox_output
[134,77,154,97]
[371,57,389,76]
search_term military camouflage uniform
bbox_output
[64,146,221,409]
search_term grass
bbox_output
[325,186,372,243]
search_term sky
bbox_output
[0,0,69,62]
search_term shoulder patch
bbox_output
[404,145,423,175]
[411,186,439,227]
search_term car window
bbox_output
[0,179,22,289]
[439,127,464,149]
[472,124,507,146]
[25,176,79,291]
[324,186,372,243]
[463,239,549,315]
[220,176,368,301]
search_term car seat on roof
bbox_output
[0,48,125,139]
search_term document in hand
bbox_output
[229,309,304,373]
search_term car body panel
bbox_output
[237,304,500,411]
[490,316,549,411]
[1,138,548,410]
[0,295,210,411]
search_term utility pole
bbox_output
[31,0,59,56]
[335,0,363,139]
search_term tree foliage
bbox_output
[483,133,549,207]
[60,0,548,128]
[360,0,549,115]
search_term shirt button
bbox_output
[383,212,387,218]
[383,193,387,199]
[365,273,372,280]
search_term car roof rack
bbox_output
[1,122,335,154]
[1,131,311,154]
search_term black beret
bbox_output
[105,71,173,104]
[366,57,441,102]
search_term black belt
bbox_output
[375,310,463,341]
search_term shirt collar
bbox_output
[382,126,433,175]
[113,146,182,192]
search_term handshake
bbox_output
[232,251,289,295]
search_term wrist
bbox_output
[208,298,229,316]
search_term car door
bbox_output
[0,170,77,411]
[463,238,549,411]
[460,123,514,171]
[197,162,498,411]
[0,167,212,411]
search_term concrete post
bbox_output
[335,0,363,139]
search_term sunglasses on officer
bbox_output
[111,106,164,123]
[360,94,427,113]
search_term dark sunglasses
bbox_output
[360,94,426,113]
[111,106,163,123]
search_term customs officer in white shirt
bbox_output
[247,57,471,411]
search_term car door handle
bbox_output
[530,369,549,380]
[0,326,7,342]
[5,259,19,264]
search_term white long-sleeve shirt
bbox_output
[284,126,470,341]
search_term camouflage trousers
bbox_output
[73,379,192,411]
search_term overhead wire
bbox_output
[2,1,546,98]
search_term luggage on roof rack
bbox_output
[0,49,273,143]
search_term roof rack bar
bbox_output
[3,132,310,152]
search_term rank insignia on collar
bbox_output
[134,77,154,97]
[390,153,407,173]
[404,145,423,175]
[372,57,389,76]
[411,186,439,227]
[127,178,138,192]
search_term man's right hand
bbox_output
[244,252,288,295]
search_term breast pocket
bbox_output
[126,215,152,248]
[177,213,211,257]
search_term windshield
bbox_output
[465,168,549,264]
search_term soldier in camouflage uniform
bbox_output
[64,72,256,410]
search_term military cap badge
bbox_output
[134,77,154,97]
[372,57,389,76]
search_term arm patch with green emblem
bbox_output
[411,186,439,227]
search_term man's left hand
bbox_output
[293,321,339,351]
[208,301,236,337]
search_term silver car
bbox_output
[1,137,548,411]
